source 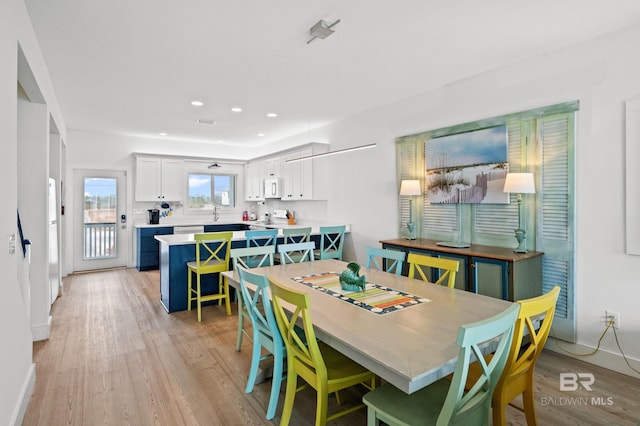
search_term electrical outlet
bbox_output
[605,310,620,329]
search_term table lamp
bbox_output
[503,173,535,253]
[400,180,421,240]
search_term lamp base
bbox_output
[513,228,528,253]
[407,222,416,240]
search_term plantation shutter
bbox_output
[472,122,524,246]
[536,113,576,342]
[397,141,421,238]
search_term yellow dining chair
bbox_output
[269,278,376,426]
[186,232,233,322]
[465,286,561,426]
[363,303,519,426]
[407,252,459,288]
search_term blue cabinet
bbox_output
[136,227,173,271]
[204,223,250,232]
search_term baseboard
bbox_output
[10,363,35,426]
[31,316,51,342]
[546,337,640,379]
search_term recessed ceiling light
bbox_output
[266,112,278,118]
[231,107,243,112]
[257,133,265,137]
[191,100,204,107]
[196,119,216,126]
[158,132,168,136]
[217,139,224,143]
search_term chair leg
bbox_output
[236,294,244,351]
[266,344,284,420]
[223,276,231,316]
[187,269,192,311]
[245,332,262,394]
[280,367,298,426]
[316,382,329,426]
[196,273,202,322]
[367,406,380,426]
[522,383,538,426]
[492,390,508,426]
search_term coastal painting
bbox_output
[425,125,509,204]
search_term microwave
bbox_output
[264,177,281,198]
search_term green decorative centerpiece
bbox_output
[339,262,366,292]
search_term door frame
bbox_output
[69,166,132,273]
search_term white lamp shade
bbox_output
[503,173,535,194]
[400,180,421,196]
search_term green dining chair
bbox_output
[274,227,311,264]
[313,225,346,260]
[363,303,519,426]
[236,266,284,421]
[230,246,275,351]
[365,247,405,275]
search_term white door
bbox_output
[73,170,127,271]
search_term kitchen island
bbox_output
[154,223,350,313]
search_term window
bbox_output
[187,173,236,210]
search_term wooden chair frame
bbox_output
[407,252,459,288]
[365,247,405,275]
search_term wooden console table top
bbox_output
[379,238,543,262]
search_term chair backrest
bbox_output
[282,227,312,244]
[317,225,346,260]
[237,266,282,348]
[269,278,326,384]
[194,232,233,267]
[231,245,275,270]
[500,286,560,390]
[365,247,405,275]
[437,303,520,426]
[245,229,278,248]
[277,241,315,264]
[407,252,459,288]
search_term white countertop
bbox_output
[154,222,350,246]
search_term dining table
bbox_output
[222,258,513,394]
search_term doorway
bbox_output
[73,169,127,271]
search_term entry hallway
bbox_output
[23,269,640,425]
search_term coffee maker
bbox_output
[147,209,160,224]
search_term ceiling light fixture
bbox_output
[266,113,278,118]
[284,143,377,163]
[196,119,216,126]
[158,132,168,136]
[306,19,341,44]
[191,100,204,106]
[257,133,265,137]
[231,107,243,112]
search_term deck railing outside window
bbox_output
[84,222,117,259]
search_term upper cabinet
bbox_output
[281,144,328,201]
[244,160,265,201]
[135,156,183,202]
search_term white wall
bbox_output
[0,0,67,423]
[67,23,640,379]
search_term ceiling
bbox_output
[25,1,640,149]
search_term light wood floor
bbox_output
[24,268,640,425]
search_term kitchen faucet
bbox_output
[213,205,219,222]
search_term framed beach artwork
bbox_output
[425,125,509,204]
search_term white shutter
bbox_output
[536,113,576,342]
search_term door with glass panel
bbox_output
[73,170,127,271]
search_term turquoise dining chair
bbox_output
[277,241,315,264]
[274,227,312,264]
[230,246,275,351]
[363,303,519,426]
[236,266,284,421]
[244,229,278,267]
[313,225,346,260]
[365,247,406,275]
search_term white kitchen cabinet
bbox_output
[263,156,281,178]
[281,148,315,200]
[244,161,265,201]
[135,157,183,202]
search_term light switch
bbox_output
[8,233,16,255]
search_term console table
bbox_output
[379,239,543,301]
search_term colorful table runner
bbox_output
[291,272,430,315]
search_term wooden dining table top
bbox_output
[222,258,513,394]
